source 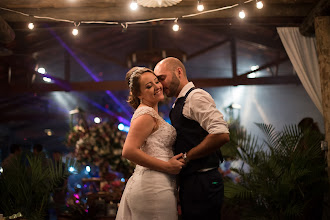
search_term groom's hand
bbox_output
[167,153,185,174]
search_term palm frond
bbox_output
[0,152,76,218]
[224,122,327,219]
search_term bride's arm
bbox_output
[122,114,184,174]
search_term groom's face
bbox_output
[155,70,180,98]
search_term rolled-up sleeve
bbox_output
[183,89,229,134]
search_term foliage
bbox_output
[223,122,328,220]
[66,122,135,178]
[0,153,75,219]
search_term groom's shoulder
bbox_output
[187,88,212,99]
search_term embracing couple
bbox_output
[116,57,230,220]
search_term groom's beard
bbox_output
[166,73,180,97]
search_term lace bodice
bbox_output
[131,106,176,160]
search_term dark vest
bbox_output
[170,87,223,175]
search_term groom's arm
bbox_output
[185,133,229,161]
[183,90,230,161]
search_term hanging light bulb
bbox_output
[197,0,204,11]
[72,22,80,36]
[256,0,263,9]
[28,22,34,30]
[239,9,246,19]
[172,19,180,32]
[130,0,138,10]
[72,28,78,36]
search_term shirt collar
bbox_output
[177,82,195,99]
[172,82,195,108]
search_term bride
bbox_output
[116,67,184,220]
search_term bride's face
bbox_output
[138,72,164,105]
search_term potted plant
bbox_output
[222,123,327,219]
[0,152,74,220]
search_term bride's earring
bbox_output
[140,98,143,104]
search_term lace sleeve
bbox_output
[131,106,159,122]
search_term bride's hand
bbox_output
[166,153,185,174]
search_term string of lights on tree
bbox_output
[0,0,264,36]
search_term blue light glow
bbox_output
[85,166,91,172]
[69,166,75,173]
[118,123,130,132]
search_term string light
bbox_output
[72,28,78,36]
[197,0,204,12]
[28,22,34,30]
[239,9,246,19]
[256,0,263,9]
[0,0,258,31]
[172,19,180,31]
[130,0,138,10]
[121,23,128,32]
[72,22,80,36]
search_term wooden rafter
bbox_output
[238,57,290,78]
[230,38,238,78]
[187,39,228,60]
[300,0,330,36]
[72,45,127,68]
[0,75,300,94]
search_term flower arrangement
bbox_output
[66,121,135,178]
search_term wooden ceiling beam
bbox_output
[238,56,290,78]
[72,45,127,68]
[0,114,66,123]
[193,76,301,87]
[0,75,300,94]
[230,38,238,78]
[187,39,229,60]
[300,0,330,36]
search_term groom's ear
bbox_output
[177,67,183,78]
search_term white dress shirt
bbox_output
[173,82,229,134]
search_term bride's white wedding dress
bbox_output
[116,106,178,220]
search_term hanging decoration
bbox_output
[137,0,182,8]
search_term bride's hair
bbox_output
[126,67,154,109]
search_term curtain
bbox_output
[277,27,323,115]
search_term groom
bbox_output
[154,57,230,220]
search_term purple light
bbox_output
[76,93,130,125]
[74,194,80,199]
[48,28,132,119]
[105,90,132,118]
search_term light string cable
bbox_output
[0,0,254,26]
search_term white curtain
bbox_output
[277,27,323,115]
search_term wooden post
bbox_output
[230,38,237,79]
[64,51,70,82]
[314,16,330,177]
